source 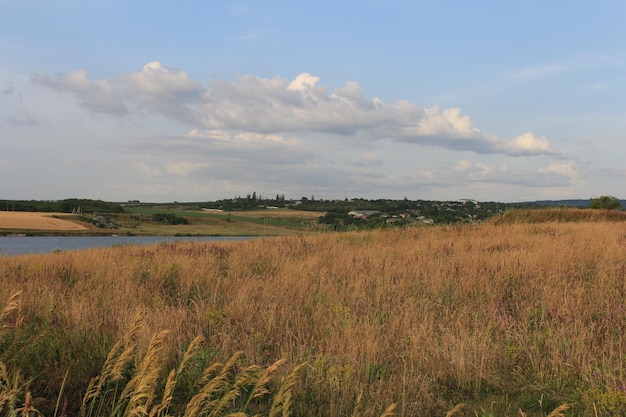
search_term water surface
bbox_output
[0,235,251,255]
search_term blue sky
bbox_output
[1,1,624,202]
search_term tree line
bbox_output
[0,199,124,213]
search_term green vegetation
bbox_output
[80,213,121,229]
[151,213,190,225]
[118,208,321,236]
[590,195,622,210]
[0,199,124,213]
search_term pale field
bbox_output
[0,211,87,230]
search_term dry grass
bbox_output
[1,220,625,415]
[494,207,626,223]
[0,212,87,231]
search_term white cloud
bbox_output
[417,107,478,138]
[474,163,508,177]
[415,169,433,179]
[446,161,577,189]
[454,160,471,172]
[32,70,127,114]
[2,82,14,95]
[134,161,162,176]
[165,161,207,176]
[124,62,201,102]
[234,131,298,144]
[189,129,229,140]
[120,130,313,172]
[505,132,553,155]
[33,64,557,157]
[346,152,382,167]
[6,114,43,127]
[287,73,320,91]
[538,162,578,177]
[188,129,298,145]
[362,152,380,164]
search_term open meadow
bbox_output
[1,217,626,416]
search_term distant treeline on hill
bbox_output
[1,199,124,213]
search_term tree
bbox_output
[590,195,622,210]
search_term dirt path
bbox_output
[0,212,88,231]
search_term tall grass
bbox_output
[1,302,311,417]
[493,207,626,224]
[2,217,624,415]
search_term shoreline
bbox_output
[0,230,256,237]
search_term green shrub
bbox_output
[152,213,189,225]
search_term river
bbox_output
[0,235,252,255]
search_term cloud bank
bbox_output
[33,62,557,157]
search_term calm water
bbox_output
[0,235,252,255]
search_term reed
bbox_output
[1,219,625,415]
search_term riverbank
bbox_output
[0,209,324,237]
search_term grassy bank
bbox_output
[1,221,625,415]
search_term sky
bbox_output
[1,1,625,203]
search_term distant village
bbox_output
[195,195,530,228]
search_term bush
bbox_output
[590,195,622,210]
[152,213,189,225]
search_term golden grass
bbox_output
[1,221,625,415]
[0,212,87,231]
[494,207,626,223]
[76,315,309,417]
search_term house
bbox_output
[348,210,380,219]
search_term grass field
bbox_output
[226,209,325,220]
[122,208,325,236]
[2,214,626,416]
